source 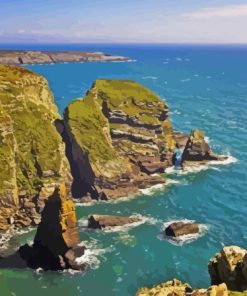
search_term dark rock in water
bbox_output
[88,215,141,229]
[165,222,199,237]
[181,130,220,163]
[0,185,85,271]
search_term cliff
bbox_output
[0,64,71,232]
[136,246,247,296]
[61,79,176,199]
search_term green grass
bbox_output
[65,93,116,165]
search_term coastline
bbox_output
[0,50,130,65]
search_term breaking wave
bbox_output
[165,155,238,175]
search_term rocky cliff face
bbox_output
[209,246,247,292]
[136,246,247,296]
[61,79,176,199]
[0,65,71,231]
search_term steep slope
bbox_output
[62,79,176,199]
[0,65,71,231]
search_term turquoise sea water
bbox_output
[1,44,247,295]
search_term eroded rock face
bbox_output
[88,214,141,229]
[0,65,71,232]
[136,279,193,296]
[165,222,199,237]
[181,130,220,163]
[17,184,84,270]
[61,79,176,200]
[136,279,229,296]
[208,246,247,292]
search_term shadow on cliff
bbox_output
[0,190,71,270]
[55,119,100,200]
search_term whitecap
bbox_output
[158,219,209,246]
[139,179,180,196]
[176,58,182,61]
[141,76,158,80]
[180,78,191,83]
[165,154,238,176]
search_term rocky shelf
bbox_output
[0,50,130,65]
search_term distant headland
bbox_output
[0,50,129,65]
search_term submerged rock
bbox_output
[181,130,221,163]
[208,246,247,292]
[88,214,141,229]
[165,221,199,237]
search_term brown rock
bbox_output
[165,221,199,237]
[182,130,219,163]
[88,214,141,229]
[208,246,247,292]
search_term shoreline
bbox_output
[0,50,130,65]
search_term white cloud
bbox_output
[183,4,247,19]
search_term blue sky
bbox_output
[1,0,247,43]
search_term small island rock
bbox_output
[88,214,141,229]
[165,221,199,237]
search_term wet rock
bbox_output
[88,215,141,229]
[165,221,199,237]
[208,246,247,291]
[181,130,220,163]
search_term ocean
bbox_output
[1,44,247,296]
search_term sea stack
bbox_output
[18,184,85,270]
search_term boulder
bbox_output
[181,130,219,163]
[88,214,141,229]
[165,221,199,237]
[208,246,247,292]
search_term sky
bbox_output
[0,0,247,44]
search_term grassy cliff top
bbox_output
[91,79,168,110]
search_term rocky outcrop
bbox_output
[0,50,129,65]
[136,279,193,296]
[181,130,220,163]
[137,246,247,296]
[88,214,141,229]
[61,79,176,200]
[0,64,71,232]
[0,184,85,271]
[136,279,232,296]
[165,222,199,237]
[208,246,247,292]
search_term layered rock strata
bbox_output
[60,79,176,200]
